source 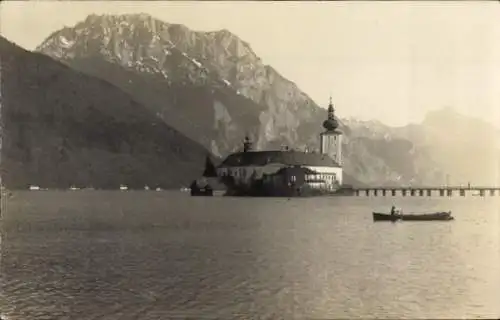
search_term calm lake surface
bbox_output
[1,191,499,319]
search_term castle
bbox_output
[214,98,345,197]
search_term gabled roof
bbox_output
[218,150,341,168]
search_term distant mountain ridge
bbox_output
[0,36,211,189]
[35,13,466,187]
[36,13,326,154]
[343,109,500,186]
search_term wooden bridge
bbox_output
[352,186,500,197]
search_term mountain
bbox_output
[36,14,326,155]
[408,108,500,186]
[35,13,446,187]
[36,13,498,187]
[344,108,500,186]
[0,36,211,189]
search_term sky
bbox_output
[1,1,499,127]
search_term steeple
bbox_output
[328,95,334,118]
[319,95,343,166]
[322,95,339,132]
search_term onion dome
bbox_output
[322,96,339,131]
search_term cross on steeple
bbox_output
[327,96,335,120]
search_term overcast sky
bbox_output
[1,1,499,127]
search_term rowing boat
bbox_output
[372,211,454,222]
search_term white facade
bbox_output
[320,132,343,166]
[216,164,282,183]
[307,165,343,186]
[216,164,343,189]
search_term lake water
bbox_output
[1,191,499,319]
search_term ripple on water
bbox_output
[1,192,499,319]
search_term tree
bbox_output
[202,155,217,177]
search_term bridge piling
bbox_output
[352,186,500,197]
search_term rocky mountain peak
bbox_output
[38,14,467,186]
[38,13,259,70]
[37,13,331,148]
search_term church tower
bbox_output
[320,97,343,166]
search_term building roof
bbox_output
[275,166,318,175]
[218,150,341,168]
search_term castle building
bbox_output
[320,96,343,166]
[215,98,344,196]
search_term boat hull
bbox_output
[373,211,454,222]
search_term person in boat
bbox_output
[390,205,398,216]
[391,206,403,216]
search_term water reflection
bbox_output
[1,192,499,319]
